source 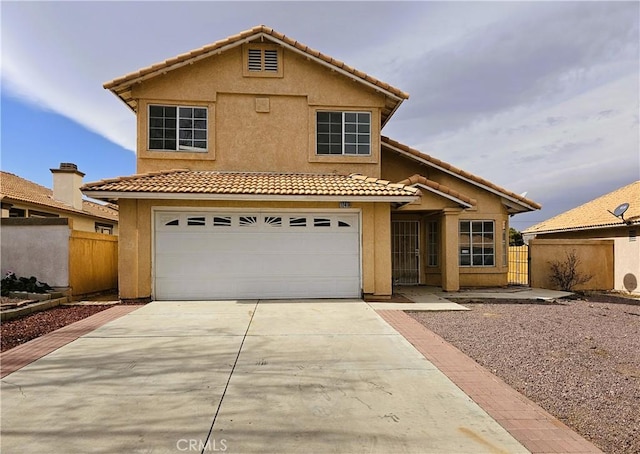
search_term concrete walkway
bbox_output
[1,300,527,454]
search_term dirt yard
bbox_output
[408,293,640,454]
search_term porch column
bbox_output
[441,208,461,292]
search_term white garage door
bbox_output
[154,211,360,300]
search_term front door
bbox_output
[391,220,420,285]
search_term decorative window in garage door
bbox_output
[187,216,206,226]
[156,212,358,232]
[314,217,331,227]
[239,216,258,227]
[213,216,232,227]
[264,216,282,227]
[289,217,307,227]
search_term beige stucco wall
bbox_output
[531,227,639,294]
[132,44,385,177]
[117,199,393,300]
[529,239,614,291]
[69,230,118,296]
[384,150,511,289]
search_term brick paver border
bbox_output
[378,310,603,454]
[1,305,141,378]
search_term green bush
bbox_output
[1,272,52,296]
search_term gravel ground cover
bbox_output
[1,303,114,352]
[408,294,640,454]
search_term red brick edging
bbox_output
[377,310,603,454]
[1,305,141,378]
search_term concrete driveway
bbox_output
[1,300,526,453]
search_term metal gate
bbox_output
[392,220,420,285]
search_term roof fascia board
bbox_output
[382,101,404,128]
[524,221,639,236]
[108,32,404,108]
[107,35,258,93]
[270,37,404,103]
[413,183,473,208]
[384,141,538,212]
[82,191,418,203]
[1,196,117,222]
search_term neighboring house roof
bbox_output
[103,25,408,126]
[524,181,640,235]
[0,171,118,222]
[82,170,420,202]
[398,174,477,208]
[382,136,541,213]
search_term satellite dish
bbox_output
[608,202,630,224]
[613,203,629,217]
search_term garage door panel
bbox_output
[155,212,361,300]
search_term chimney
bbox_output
[50,163,85,211]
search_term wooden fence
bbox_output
[508,245,529,285]
[69,230,118,296]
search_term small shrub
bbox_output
[548,250,593,291]
[1,271,52,296]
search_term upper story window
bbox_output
[316,111,371,156]
[243,45,283,78]
[149,105,207,152]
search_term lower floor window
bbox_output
[95,223,114,234]
[427,220,439,267]
[459,220,494,266]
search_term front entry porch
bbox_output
[391,208,462,292]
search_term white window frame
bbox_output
[316,111,371,156]
[459,220,495,267]
[148,104,207,152]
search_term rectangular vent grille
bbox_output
[248,49,262,72]
[264,50,278,72]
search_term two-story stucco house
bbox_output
[83,25,540,302]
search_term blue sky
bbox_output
[1,1,638,231]
[1,93,134,189]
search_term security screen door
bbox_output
[392,220,420,285]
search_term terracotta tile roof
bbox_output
[382,136,541,211]
[82,170,420,199]
[398,174,477,207]
[524,181,640,234]
[104,25,408,125]
[0,171,118,221]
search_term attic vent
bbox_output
[244,45,282,78]
[264,50,278,72]
[248,49,262,72]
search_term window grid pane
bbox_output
[317,111,371,156]
[316,112,343,155]
[428,221,439,267]
[459,220,495,267]
[344,112,370,155]
[149,105,207,151]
